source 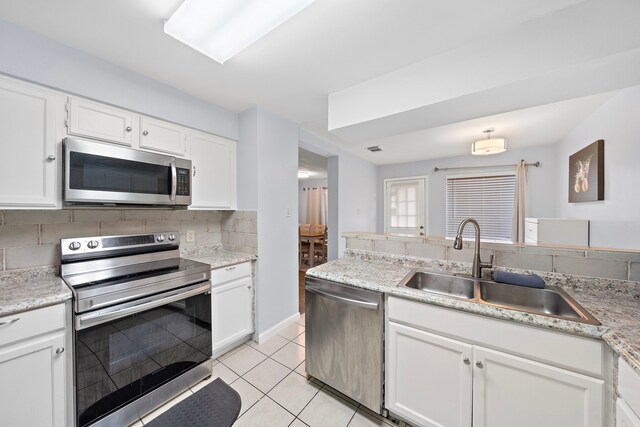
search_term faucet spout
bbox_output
[453,218,493,278]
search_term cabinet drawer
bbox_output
[0,304,65,348]
[211,262,251,285]
[387,296,603,377]
[619,359,640,419]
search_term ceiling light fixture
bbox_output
[164,0,317,64]
[298,171,310,179]
[472,128,506,155]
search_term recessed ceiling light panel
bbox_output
[164,0,317,64]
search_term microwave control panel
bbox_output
[176,168,191,196]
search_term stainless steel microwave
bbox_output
[63,137,192,207]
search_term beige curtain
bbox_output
[305,187,328,225]
[513,160,528,243]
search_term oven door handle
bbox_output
[76,283,210,330]
[170,159,177,201]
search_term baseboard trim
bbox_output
[257,312,301,343]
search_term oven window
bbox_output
[76,292,211,427]
[70,152,171,195]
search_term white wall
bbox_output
[298,179,328,223]
[0,18,238,139]
[377,145,558,236]
[299,130,377,258]
[238,107,299,335]
[556,86,640,249]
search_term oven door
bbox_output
[74,282,211,427]
[63,137,191,206]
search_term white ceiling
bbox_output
[299,148,328,180]
[1,0,639,164]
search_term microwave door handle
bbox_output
[170,159,177,201]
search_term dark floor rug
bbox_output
[145,378,241,427]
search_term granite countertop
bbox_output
[0,267,72,317]
[185,249,256,270]
[306,250,640,372]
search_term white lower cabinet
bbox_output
[386,296,604,427]
[0,304,68,427]
[473,346,603,427]
[386,321,472,427]
[211,262,253,357]
[617,399,640,427]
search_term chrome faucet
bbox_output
[453,218,493,278]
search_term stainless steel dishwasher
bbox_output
[305,277,384,414]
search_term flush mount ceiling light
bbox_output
[164,0,317,64]
[298,171,310,179]
[472,128,507,155]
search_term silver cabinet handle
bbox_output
[0,317,20,326]
[125,126,132,132]
[143,130,149,136]
[476,361,484,369]
[463,357,470,365]
[193,165,196,176]
[47,155,56,161]
[56,347,65,354]
[225,266,236,271]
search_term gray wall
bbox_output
[0,18,238,139]
[237,107,299,335]
[556,86,640,249]
[377,144,558,236]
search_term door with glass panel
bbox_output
[384,177,427,236]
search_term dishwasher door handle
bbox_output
[306,285,379,310]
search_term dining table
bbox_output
[300,232,325,267]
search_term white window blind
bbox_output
[446,174,516,243]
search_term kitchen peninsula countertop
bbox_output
[0,267,72,317]
[184,247,256,269]
[307,249,640,372]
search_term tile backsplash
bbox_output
[221,211,258,255]
[0,209,256,272]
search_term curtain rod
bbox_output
[433,161,540,172]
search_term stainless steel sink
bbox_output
[401,270,475,300]
[399,269,600,325]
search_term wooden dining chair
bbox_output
[299,223,311,235]
[298,226,311,267]
[312,224,328,264]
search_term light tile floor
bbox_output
[130,314,408,426]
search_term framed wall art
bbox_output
[569,139,604,203]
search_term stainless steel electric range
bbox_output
[60,232,212,427]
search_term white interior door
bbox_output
[384,177,427,236]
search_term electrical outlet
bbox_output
[186,230,195,242]
[285,208,291,217]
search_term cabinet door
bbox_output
[0,332,66,427]
[386,321,472,427]
[190,131,237,209]
[139,116,188,157]
[473,346,603,427]
[0,76,61,207]
[67,97,136,146]
[618,398,640,427]
[211,277,253,352]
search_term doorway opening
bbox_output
[298,147,329,313]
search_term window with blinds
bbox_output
[446,174,516,243]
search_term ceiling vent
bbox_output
[366,146,382,152]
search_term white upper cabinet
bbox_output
[0,75,63,208]
[139,116,189,157]
[190,131,237,209]
[67,97,136,146]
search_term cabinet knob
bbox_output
[47,155,56,161]
[463,357,470,365]
[125,126,132,132]
[193,166,196,176]
[475,361,484,369]
[143,130,149,136]
[247,285,251,290]
[56,347,65,354]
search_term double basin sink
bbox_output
[399,269,600,325]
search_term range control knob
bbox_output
[87,240,99,249]
[156,235,165,242]
[68,241,81,251]
[168,234,176,241]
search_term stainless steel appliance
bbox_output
[60,232,212,427]
[305,277,385,414]
[63,137,192,207]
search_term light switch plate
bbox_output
[186,230,195,242]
